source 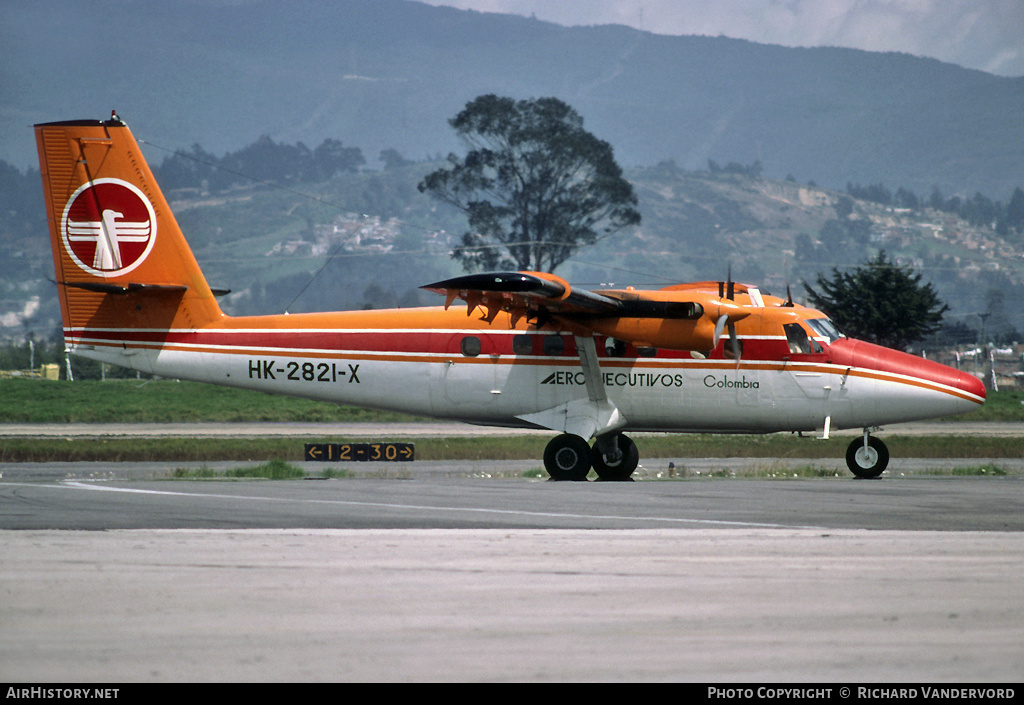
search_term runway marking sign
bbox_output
[304,442,414,462]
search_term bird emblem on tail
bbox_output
[61,178,156,276]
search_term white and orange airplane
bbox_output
[35,116,986,480]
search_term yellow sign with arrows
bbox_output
[304,442,415,462]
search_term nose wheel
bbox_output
[846,434,889,478]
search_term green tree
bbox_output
[379,148,413,170]
[1006,186,1024,234]
[311,138,365,181]
[418,94,640,272]
[804,251,949,351]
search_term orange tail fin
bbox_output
[35,116,223,339]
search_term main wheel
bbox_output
[846,435,889,478]
[543,434,592,481]
[592,433,640,481]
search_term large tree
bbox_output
[804,251,949,351]
[418,95,640,273]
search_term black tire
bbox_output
[592,433,640,481]
[543,434,592,481]
[846,436,889,478]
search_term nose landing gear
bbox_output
[846,432,889,478]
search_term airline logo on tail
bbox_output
[61,178,156,276]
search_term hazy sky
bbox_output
[418,0,1024,77]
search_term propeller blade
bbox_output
[713,314,728,347]
[728,321,741,361]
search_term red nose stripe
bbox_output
[831,339,986,404]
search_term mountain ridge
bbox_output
[2,0,1021,198]
[2,147,1022,342]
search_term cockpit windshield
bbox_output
[806,318,845,343]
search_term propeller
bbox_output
[713,265,742,361]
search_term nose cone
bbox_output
[829,338,986,420]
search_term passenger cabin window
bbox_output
[604,337,627,357]
[461,336,481,357]
[543,334,566,356]
[723,339,743,359]
[512,334,533,355]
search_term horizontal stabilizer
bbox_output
[60,281,188,295]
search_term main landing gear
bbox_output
[845,432,889,478]
[544,432,640,482]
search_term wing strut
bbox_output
[575,335,607,404]
[515,335,626,439]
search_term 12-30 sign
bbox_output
[305,442,414,462]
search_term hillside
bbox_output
[571,165,1024,341]
[2,0,1022,198]
[6,156,1022,344]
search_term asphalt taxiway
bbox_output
[2,423,1022,682]
[2,462,1023,531]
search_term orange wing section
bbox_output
[423,272,754,352]
[35,117,224,332]
[423,271,622,328]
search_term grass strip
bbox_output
[0,379,424,424]
[173,459,306,480]
[1,434,1021,463]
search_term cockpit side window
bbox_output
[784,323,825,354]
[806,318,844,343]
[784,323,812,354]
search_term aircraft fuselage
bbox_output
[65,304,983,436]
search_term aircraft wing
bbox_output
[422,272,624,326]
[422,271,720,343]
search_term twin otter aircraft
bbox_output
[36,116,986,481]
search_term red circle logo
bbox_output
[61,179,157,276]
